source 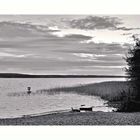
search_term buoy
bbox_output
[27,87,31,95]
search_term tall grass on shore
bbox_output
[39,81,131,102]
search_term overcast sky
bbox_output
[0,15,139,75]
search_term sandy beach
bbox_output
[0,111,140,125]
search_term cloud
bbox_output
[73,53,97,60]
[72,52,125,63]
[65,16,140,31]
[67,16,122,30]
[0,19,127,75]
[0,52,31,58]
[0,21,52,39]
[73,53,106,59]
[50,27,134,45]
[48,26,61,31]
[64,34,92,40]
[87,65,125,69]
[117,27,140,31]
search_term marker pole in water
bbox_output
[27,87,31,95]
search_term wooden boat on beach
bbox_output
[71,105,93,112]
[71,107,80,112]
[80,106,93,111]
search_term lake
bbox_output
[0,78,126,118]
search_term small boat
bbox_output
[80,106,93,111]
[71,107,80,112]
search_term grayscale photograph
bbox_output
[0,15,140,125]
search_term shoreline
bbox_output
[0,109,71,120]
[0,111,140,125]
[0,73,127,78]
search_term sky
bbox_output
[0,15,140,75]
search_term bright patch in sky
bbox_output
[51,28,133,44]
[0,52,26,58]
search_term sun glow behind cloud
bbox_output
[51,28,135,44]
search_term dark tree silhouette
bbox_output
[126,35,140,100]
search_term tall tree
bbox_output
[126,35,140,100]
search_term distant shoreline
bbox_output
[0,73,127,78]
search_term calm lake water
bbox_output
[0,78,126,118]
